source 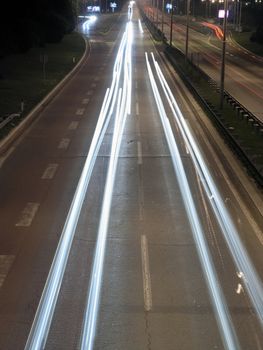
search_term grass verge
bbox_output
[139,9,263,186]
[0,31,85,139]
[231,31,263,57]
[165,47,263,185]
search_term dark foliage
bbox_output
[0,0,76,57]
[250,24,263,45]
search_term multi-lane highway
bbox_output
[0,3,263,350]
[145,5,263,122]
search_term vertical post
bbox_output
[148,0,150,17]
[238,0,242,32]
[185,0,190,60]
[220,0,228,109]
[169,1,173,46]
[161,0,164,33]
[156,0,159,28]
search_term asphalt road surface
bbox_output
[0,5,263,350]
[146,6,263,122]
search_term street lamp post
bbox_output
[238,0,242,32]
[169,1,174,46]
[156,0,159,28]
[185,0,190,60]
[161,0,164,33]
[220,0,228,109]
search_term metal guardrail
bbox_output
[0,113,21,130]
[137,4,263,187]
[138,8,263,187]
[197,70,263,131]
[163,46,263,188]
[223,90,263,129]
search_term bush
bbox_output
[250,24,263,44]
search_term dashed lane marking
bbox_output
[137,141,143,165]
[141,235,152,311]
[58,138,70,149]
[76,108,85,116]
[82,98,90,105]
[0,255,15,288]
[136,102,139,116]
[15,203,40,227]
[68,121,79,130]
[41,163,58,179]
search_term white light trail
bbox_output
[151,52,263,327]
[138,19,144,34]
[24,22,133,350]
[80,22,133,350]
[82,16,97,33]
[145,52,240,350]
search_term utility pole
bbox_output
[156,0,159,29]
[161,0,164,34]
[220,0,228,109]
[238,0,242,32]
[169,0,174,46]
[185,0,190,60]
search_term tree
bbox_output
[0,0,76,57]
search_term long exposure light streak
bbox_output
[151,53,263,327]
[145,52,240,350]
[24,22,133,350]
[138,19,144,34]
[80,22,133,350]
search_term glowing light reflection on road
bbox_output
[145,52,240,350]
[80,22,133,350]
[151,52,263,328]
[138,19,144,34]
[82,16,97,33]
[24,21,133,350]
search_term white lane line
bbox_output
[87,90,93,96]
[82,98,90,105]
[58,138,70,150]
[236,283,243,294]
[0,146,15,168]
[15,203,40,227]
[76,108,85,116]
[94,77,99,81]
[135,81,138,89]
[141,235,152,311]
[68,121,79,130]
[137,141,143,165]
[0,255,15,288]
[41,163,58,180]
[91,83,96,88]
[136,102,139,116]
